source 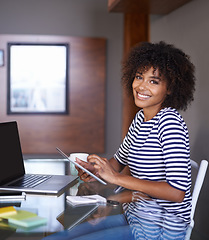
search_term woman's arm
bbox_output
[89,156,185,203]
[113,173,185,202]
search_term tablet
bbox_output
[56,147,107,185]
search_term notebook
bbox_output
[0,121,78,195]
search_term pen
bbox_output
[80,196,107,204]
[114,186,125,193]
[81,196,99,201]
[81,197,119,206]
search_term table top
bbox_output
[0,159,207,240]
[0,159,122,240]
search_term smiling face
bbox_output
[132,67,170,121]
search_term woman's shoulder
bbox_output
[158,107,184,121]
[158,107,188,131]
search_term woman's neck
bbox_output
[143,107,163,122]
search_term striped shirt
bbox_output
[114,107,192,224]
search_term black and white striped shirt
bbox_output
[114,107,192,223]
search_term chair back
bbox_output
[185,159,208,240]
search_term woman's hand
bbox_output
[75,155,123,185]
[75,158,99,182]
[87,155,119,184]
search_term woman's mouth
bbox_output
[137,92,151,100]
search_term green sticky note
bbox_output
[5,210,47,228]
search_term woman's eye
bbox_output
[135,75,142,80]
[150,80,159,85]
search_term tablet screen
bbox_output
[56,147,107,185]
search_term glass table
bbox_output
[0,159,122,240]
[0,159,207,240]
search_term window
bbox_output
[7,43,69,114]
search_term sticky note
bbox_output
[4,210,47,228]
[0,206,17,217]
[8,215,47,228]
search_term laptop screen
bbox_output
[0,121,25,185]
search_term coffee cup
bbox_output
[69,153,89,175]
[70,153,89,162]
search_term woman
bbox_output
[79,41,195,238]
[43,41,196,239]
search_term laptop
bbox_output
[0,121,78,195]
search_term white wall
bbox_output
[151,0,209,237]
[0,0,124,159]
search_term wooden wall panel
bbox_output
[0,35,106,154]
[122,14,149,138]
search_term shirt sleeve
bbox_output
[158,112,191,192]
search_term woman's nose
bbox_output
[138,80,147,90]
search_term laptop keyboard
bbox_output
[9,174,52,188]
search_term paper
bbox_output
[66,195,107,206]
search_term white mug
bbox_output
[69,153,89,162]
[69,153,89,175]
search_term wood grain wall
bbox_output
[0,35,106,154]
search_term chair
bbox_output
[185,159,208,240]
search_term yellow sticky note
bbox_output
[0,206,17,217]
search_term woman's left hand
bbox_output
[88,154,118,184]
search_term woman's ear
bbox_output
[167,88,171,95]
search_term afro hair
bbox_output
[122,41,196,111]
